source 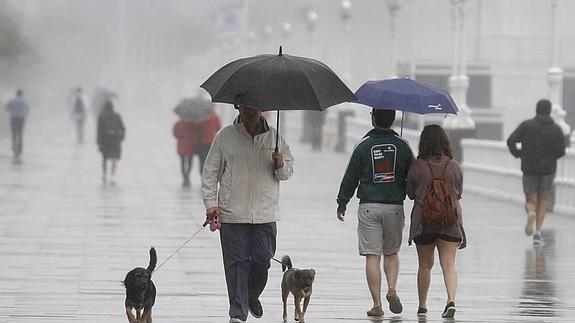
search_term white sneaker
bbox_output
[533,232,545,245]
[229,318,245,323]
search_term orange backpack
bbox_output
[421,160,458,226]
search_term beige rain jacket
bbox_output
[201,120,294,224]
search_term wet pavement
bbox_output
[0,106,574,322]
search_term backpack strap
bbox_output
[425,160,435,179]
[425,158,451,179]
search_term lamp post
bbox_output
[548,0,571,142]
[340,0,352,83]
[263,25,274,53]
[247,30,257,56]
[444,0,475,130]
[300,9,319,144]
[306,9,318,56]
[386,0,402,79]
[280,22,292,137]
[336,0,354,153]
[442,0,475,161]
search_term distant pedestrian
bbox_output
[506,99,566,244]
[172,101,220,187]
[201,104,294,323]
[336,109,414,318]
[69,87,88,143]
[309,110,326,151]
[5,89,29,161]
[173,116,196,187]
[406,124,466,319]
[97,100,125,184]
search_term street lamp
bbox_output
[301,9,319,144]
[306,10,318,33]
[247,30,257,56]
[441,0,475,161]
[444,0,475,130]
[548,0,571,142]
[340,0,352,83]
[386,0,401,79]
[263,25,274,52]
[281,22,292,51]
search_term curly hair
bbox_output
[417,124,453,159]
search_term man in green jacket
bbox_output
[336,109,414,318]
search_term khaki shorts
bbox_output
[357,203,405,256]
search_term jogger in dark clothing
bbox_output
[507,99,566,244]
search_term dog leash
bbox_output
[154,226,205,273]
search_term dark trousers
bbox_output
[10,118,25,157]
[220,223,277,321]
[180,155,192,183]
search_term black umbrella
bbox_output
[201,46,356,150]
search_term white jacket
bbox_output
[201,121,294,224]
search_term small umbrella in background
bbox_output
[201,46,356,151]
[174,97,214,120]
[354,78,458,135]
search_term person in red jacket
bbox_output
[173,116,197,187]
[173,99,221,187]
[194,112,221,173]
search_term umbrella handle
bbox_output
[275,110,280,152]
[401,112,404,137]
[274,111,280,170]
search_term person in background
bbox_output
[173,112,196,187]
[173,98,221,187]
[506,99,566,244]
[201,103,294,323]
[97,100,125,184]
[70,87,87,143]
[406,124,466,319]
[309,110,326,151]
[5,88,29,161]
[336,109,414,318]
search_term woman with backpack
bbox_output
[406,124,466,319]
[97,100,125,184]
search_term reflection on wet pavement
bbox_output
[517,230,559,318]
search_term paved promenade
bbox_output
[0,106,574,322]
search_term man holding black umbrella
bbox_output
[336,109,414,318]
[201,104,294,323]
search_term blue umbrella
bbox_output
[355,78,458,135]
[355,78,458,114]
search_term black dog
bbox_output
[123,247,157,323]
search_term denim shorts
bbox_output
[357,203,405,256]
[523,174,554,194]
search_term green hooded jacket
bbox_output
[337,128,414,212]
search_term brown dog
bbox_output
[281,255,316,322]
[123,247,157,323]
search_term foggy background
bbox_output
[0,1,575,321]
[2,0,575,138]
